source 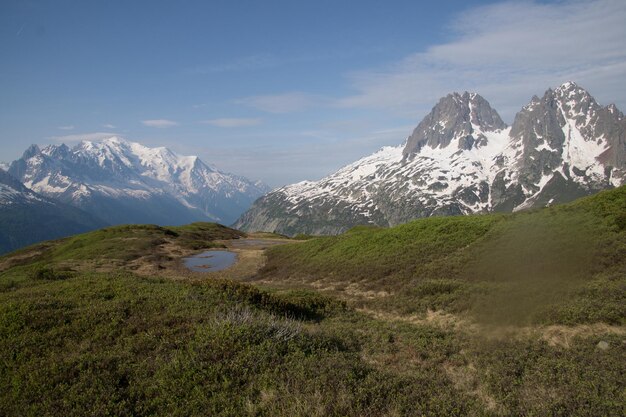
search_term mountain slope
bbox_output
[235,83,626,235]
[259,185,626,324]
[0,169,106,254]
[9,137,269,226]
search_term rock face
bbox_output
[9,137,270,226]
[235,82,625,235]
[0,169,106,254]
[403,92,507,156]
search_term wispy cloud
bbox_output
[48,132,118,144]
[336,0,626,121]
[200,118,262,128]
[141,119,178,128]
[186,125,414,187]
[235,92,323,113]
[102,123,116,129]
[58,125,75,130]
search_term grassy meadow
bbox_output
[0,187,624,416]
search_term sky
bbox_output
[1,0,625,187]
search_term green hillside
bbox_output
[0,222,244,279]
[0,189,624,416]
[261,186,626,325]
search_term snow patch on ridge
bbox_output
[10,136,269,224]
[239,83,625,235]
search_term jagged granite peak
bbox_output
[22,144,41,159]
[8,136,270,226]
[403,92,506,157]
[491,81,626,210]
[235,83,626,236]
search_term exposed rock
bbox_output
[235,83,625,235]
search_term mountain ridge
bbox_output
[235,82,626,235]
[8,137,270,226]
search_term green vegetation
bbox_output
[0,188,624,415]
[261,186,626,325]
[0,222,244,275]
[0,270,477,416]
[2,268,623,416]
[263,214,500,283]
[292,233,319,240]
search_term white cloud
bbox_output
[48,132,118,144]
[186,125,414,187]
[102,123,116,129]
[200,118,262,128]
[235,92,323,113]
[58,125,75,130]
[336,0,626,121]
[142,119,178,128]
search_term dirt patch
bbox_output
[229,238,294,250]
[358,308,468,331]
[0,242,55,272]
[533,324,625,348]
[344,283,391,299]
[356,308,626,348]
[136,238,299,283]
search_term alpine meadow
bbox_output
[1,1,625,416]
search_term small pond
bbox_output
[183,250,237,272]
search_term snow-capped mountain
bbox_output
[8,137,270,226]
[0,169,105,254]
[235,82,626,235]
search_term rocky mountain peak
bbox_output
[103,136,123,144]
[7,137,269,226]
[22,144,41,159]
[42,143,71,159]
[403,92,506,157]
[236,82,625,236]
[554,81,582,94]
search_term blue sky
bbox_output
[1,0,625,187]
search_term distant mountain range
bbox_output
[0,137,269,254]
[7,137,269,227]
[235,82,626,235]
[0,169,106,254]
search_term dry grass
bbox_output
[444,362,502,414]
